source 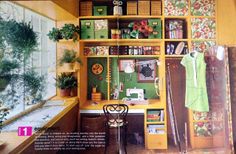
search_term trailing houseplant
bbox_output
[0,18,45,112]
[0,59,19,92]
[0,103,9,133]
[59,49,82,70]
[0,19,38,60]
[47,27,62,42]
[60,24,80,41]
[23,70,45,103]
[55,73,73,97]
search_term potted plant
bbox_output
[55,73,73,97]
[59,49,82,70]
[60,24,80,41]
[47,27,62,42]
[68,75,77,97]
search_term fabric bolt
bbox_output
[181,52,209,112]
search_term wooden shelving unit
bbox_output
[77,0,219,151]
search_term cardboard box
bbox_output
[138,1,150,15]
[93,6,107,16]
[80,1,92,16]
[151,1,162,16]
[81,20,95,39]
[127,1,137,15]
[94,20,108,39]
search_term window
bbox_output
[0,1,56,119]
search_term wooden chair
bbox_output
[103,104,129,154]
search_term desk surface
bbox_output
[80,99,165,113]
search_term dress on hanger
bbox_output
[181,52,209,112]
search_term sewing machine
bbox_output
[126,87,144,101]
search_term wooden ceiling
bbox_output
[14,0,79,21]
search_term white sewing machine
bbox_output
[126,87,144,101]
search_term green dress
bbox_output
[181,52,209,112]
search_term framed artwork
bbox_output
[137,59,156,82]
[118,59,135,72]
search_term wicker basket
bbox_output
[138,0,150,15]
[80,1,92,16]
[127,1,137,15]
[151,1,162,16]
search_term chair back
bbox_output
[103,104,129,127]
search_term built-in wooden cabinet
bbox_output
[77,0,219,150]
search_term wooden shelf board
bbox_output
[86,55,161,58]
[165,55,184,58]
[164,39,188,41]
[146,121,165,125]
[80,39,162,43]
[79,15,162,19]
[164,16,188,19]
[57,69,78,73]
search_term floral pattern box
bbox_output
[164,0,189,16]
[191,0,216,16]
[191,18,216,39]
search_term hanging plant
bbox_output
[0,19,37,59]
[60,24,80,41]
[0,59,19,92]
[47,27,62,42]
[23,70,45,102]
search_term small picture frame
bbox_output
[137,59,156,82]
[119,59,135,72]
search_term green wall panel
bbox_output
[87,58,107,100]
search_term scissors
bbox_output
[113,0,123,6]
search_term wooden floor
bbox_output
[57,134,228,154]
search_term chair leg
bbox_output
[124,126,127,154]
[104,125,109,154]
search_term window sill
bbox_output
[0,97,78,154]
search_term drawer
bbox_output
[94,20,108,39]
[148,30,162,39]
[95,30,108,39]
[148,19,162,30]
[146,134,167,149]
[81,20,95,39]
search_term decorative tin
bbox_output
[81,20,95,39]
[94,20,109,39]
[93,6,107,16]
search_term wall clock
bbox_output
[92,63,103,75]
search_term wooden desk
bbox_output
[80,99,164,114]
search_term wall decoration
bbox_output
[118,59,135,72]
[92,63,104,75]
[191,41,216,52]
[191,0,216,16]
[191,18,216,39]
[137,59,156,83]
[164,0,189,16]
[194,122,212,137]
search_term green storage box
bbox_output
[95,20,108,39]
[148,30,162,39]
[148,19,162,31]
[81,20,95,39]
[93,6,107,16]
